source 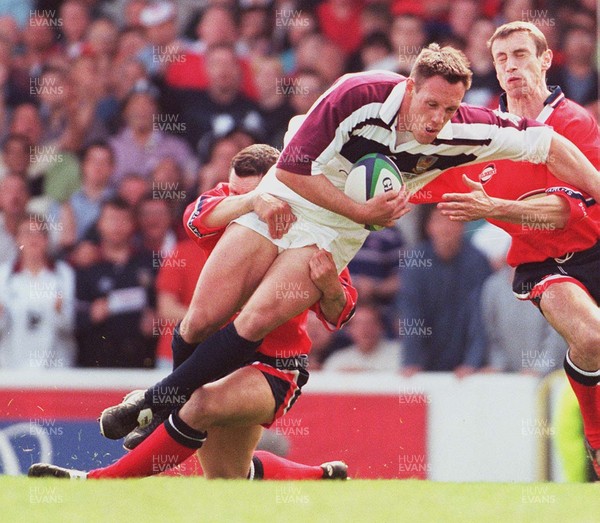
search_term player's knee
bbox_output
[571,331,600,360]
[235,308,279,340]
[181,310,221,343]
[180,388,220,430]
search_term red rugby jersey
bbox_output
[413,87,600,266]
[182,183,357,358]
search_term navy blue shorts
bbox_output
[513,240,600,307]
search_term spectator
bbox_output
[50,140,115,253]
[0,215,76,368]
[0,21,34,116]
[163,5,258,98]
[75,197,157,368]
[8,103,80,211]
[123,0,150,29]
[392,13,428,76]
[137,1,184,77]
[547,26,598,106]
[447,0,481,42]
[315,38,348,87]
[86,17,120,62]
[239,6,273,57]
[360,2,393,37]
[0,133,31,181]
[398,206,492,377]
[35,66,108,152]
[136,194,177,255]
[108,88,197,186]
[69,54,113,131]
[196,133,245,196]
[348,225,404,337]
[150,157,189,238]
[166,43,264,151]
[117,172,150,209]
[106,56,149,132]
[304,310,337,371]
[13,12,61,80]
[352,31,397,72]
[277,8,319,74]
[253,56,294,147]
[288,68,327,117]
[0,174,29,265]
[113,28,148,70]
[317,0,363,55]
[294,33,346,87]
[322,304,401,372]
[463,18,502,108]
[58,0,91,59]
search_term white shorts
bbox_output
[233,167,369,272]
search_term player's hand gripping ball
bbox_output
[344,153,405,231]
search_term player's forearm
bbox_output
[276,168,364,222]
[488,194,569,229]
[547,133,600,202]
[201,193,256,228]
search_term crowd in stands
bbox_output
[0,0,595,374]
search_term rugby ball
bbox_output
[344,153,404,231]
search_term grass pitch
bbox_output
[4,477,599,523]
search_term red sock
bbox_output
[88,424,197,479]
[564,354,600,448]
[252,451,323,480]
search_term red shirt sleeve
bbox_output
[311,268,358,331]
[183,183,230,248]
[545,185,592,226]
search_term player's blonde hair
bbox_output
[487,21,549,57]
[409,43,472,90]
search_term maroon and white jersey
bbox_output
[276,71,554,196]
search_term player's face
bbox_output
[491,32,551,98]
[404,76,465,144]
[228,171,262,195]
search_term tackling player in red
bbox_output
[29,145,356,480]
[427,22,600,476]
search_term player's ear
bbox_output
[406,77,415,94]
[541,49,553,72]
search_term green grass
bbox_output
[4,477,599,523]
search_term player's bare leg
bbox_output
[199,426,265,479]
[180,223,279,343]
[540,282,600,370]
[180,366,276,433]
[540,281,600,475]
[189,368,347,480]
[232,245,323,341]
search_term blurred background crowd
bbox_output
[0,0,596,375]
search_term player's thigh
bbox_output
[180,366,276,428]
[234,245,323,340]
[540,281,600,349]
[182,224,278,339]
[198,424,263,479]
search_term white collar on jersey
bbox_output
[379,80,407,126]
[436,119,454,140]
